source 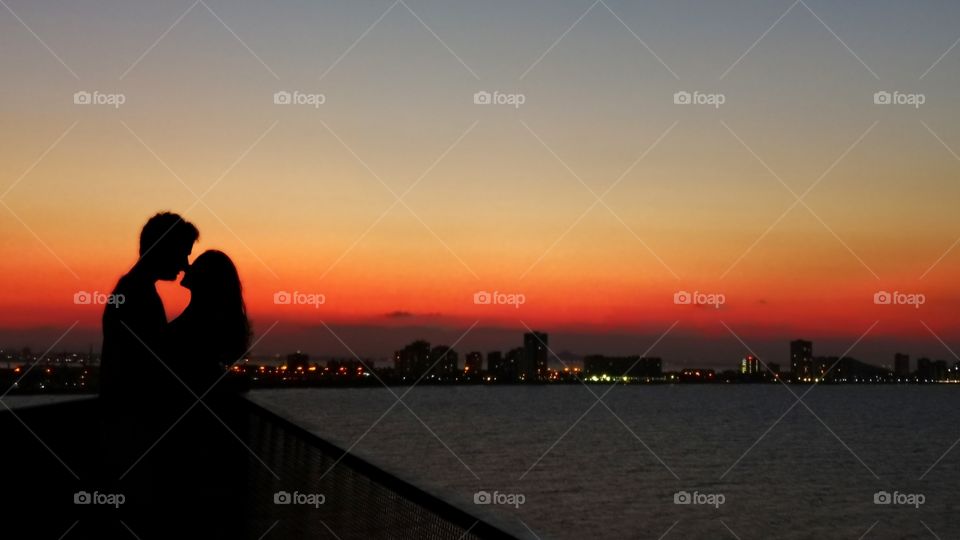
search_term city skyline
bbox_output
[5,331,958,376]
[7,332,960,394]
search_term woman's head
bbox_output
[182,250,241,298]
[181,250,250,358]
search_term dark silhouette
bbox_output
[98,215,252,537]
[168,249,251,398]
[100,212,199,409]
[161,249,252,537]
[98,213,200,531]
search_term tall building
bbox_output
[465,352,483,373]
[430,346,458,376]
[487,351,504,377]
[522,331,548,381]
[917,357,933,381]
[394,340,431,378]
[790,340,813,380]
[934,360,948,382]
[894,353,910,379]
[915,358,947,382]
[740,354,760,375]
[504,348,524,381]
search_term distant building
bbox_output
[812,356,836,380]
[465,352,483,373]
[894,353,910,379]
[917,357,933,382]
[287,351,310,370]
[504,348,524,381]
[790,340,813,380]
[486,351,504,377]
[934,360,948,382]
[914,358,949,381]
[430,346,458,376]
[583,356,662,379]
[822,357,889,382]
[394,340,431,378]
[740,355,760,375]
[522,332,548,381]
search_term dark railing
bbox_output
[0,395,518,540]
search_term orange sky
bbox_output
[2,0,960,365]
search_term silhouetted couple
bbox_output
[99,212,249,537]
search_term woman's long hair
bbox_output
[181,250,251,364]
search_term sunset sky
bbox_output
[2,0,960,368]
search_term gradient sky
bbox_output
[2,0,960,368]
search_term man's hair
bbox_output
[139,212,199,256]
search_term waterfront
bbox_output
[250,386,960,539]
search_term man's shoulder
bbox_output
[111,273,136,294]
[103,273,161,321]
[111,273,159,297]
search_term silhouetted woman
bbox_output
[161,250,251,538]
[169,249,251,396]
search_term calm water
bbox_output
[248,386,960,539]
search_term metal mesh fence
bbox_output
[0,396,515,540]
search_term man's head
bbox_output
[138,212,199,280]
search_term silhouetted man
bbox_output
[98,213,198,525]
[101,212,199,410]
